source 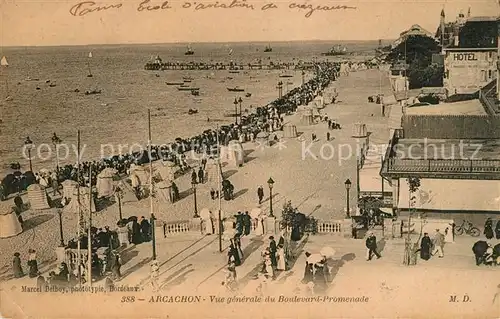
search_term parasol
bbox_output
[306,254,324,264]
[320,247,336,259]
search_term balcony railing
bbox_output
[386,158,500,173]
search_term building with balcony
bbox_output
[380,113,500,214]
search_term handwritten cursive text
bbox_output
[69,1,122,16]
[289,2,356,18]
[182,0,255,10]
[137,0,172,11]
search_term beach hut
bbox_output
[352,123,368,138]
[255,132,270,146]
[96,168,117,198]
[117,180,138,203]
[61,180,78,200]
[300,108,314,125]
[205,158,223,191]
[225,140,245,167]
[129,164,151,186]
[64,186,95,214]
[27,184,50,210]
[0,201,22,238]
[282,124,298,138]
[156,180,171,203]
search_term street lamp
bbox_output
[237,97,243,125]
[344,179,352,218]
[277,81,283,98]
[233,98,239,125]
[267,177,275,217]
[24,137,34,172]
[51,133,62,182]
[57,209,65,247]
[115,186,123,221]
[191,181,199,218]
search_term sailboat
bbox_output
[185,45,194,55]
[264,44,272,52]
[87,52,93,77]
[228,48,233,56]
[1,56,11,101]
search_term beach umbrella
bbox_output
[307,254,324,264]
[320,247,336,259]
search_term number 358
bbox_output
[121,296,136,303]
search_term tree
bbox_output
[403,176,421,266]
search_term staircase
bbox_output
[479,79,499,114]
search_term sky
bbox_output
[0,0,498,46]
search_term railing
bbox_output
[479,79,499,115]
[386,158,500,173]
[380,128,404,173]
[317,220,343,234]
[162,220,196,236]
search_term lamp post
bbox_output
[57,209,65,247]
[344,179,352,218]
[51,133,62,182]
[277,81,283,98]
[233,98,238,125]
[24,137,34,172]
[115,186,123,221]
[302,70,305,85]
[192,181,199,218]
[237,97,243,125]
[267,177,275,217]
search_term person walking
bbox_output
[420,233,432,260]
[27,249,39,278]
[197,166,204,184]
[12,252,24,278]
[326,132,330,141]
[484,218,494,239]
[495,220,500,239]
[431,229,445,258]
[257,186,264,204]
[365,232,381,261]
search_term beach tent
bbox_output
[225,140,245,167]
[27,184,50,210]
[314,95,325,109]
[129,164,151,186]
[255,132,270,146]
[300,109,314,125]
[352,123,368,138]
[117,180,138,203]
[64,186,95,214]
[152,160,177,182]
[205,158,223,191]
[0,201,22,238]
[156,181,171,203]
[96,168,117,198]
[61,180,78,200]
[282,124,298,138]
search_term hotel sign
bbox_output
[452,53,478,61]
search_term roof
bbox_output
[359,146,392,193]
[466,16,499,22]
[406,100,487,116]
[443,47,497,52]
[398,179,500,211]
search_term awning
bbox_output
[398,178,500,212]
[359,145,392,193]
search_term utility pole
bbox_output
[216,124,222,253]
[148,109,157,260]
[87,166,92,286]
[76,130,82,287]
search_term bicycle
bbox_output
[455,220,480,237]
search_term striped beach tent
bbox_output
[27,184,50,210]
[0,200,22,238]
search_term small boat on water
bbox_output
[245,93,252,98]
[229,71,240,74]
[264,44,272,52]
[87,52,93,77]
[227,87,245,92]
[321,45,348,56]
[188,109,198,114]
[183,76,194,81]
[178,87,200,91]
[279,74,293,78]
[85,89,101,95]
[183,79,192,83]
[166,82,183,85]
[49,83,56,87]
[191,90,200,96]
[185,45,194,55]
[25,77,39,81]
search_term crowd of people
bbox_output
[1,62,339,202]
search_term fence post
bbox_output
[470,160,473,172]
[428,160,431,172]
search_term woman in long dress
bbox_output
[254,217,264,236]
[12,252,24,278]
[27,249,39,278]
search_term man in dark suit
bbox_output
[257,186,264,204]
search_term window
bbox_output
[488,70,492,79]
[481,70,487,82]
